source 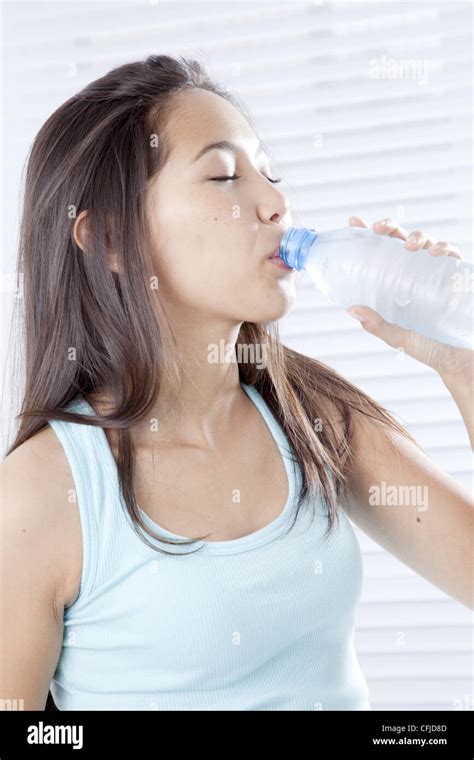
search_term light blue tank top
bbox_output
[48,382,370,710]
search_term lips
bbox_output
[267,246,281,259]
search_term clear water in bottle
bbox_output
[278,225,473,350]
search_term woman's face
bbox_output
[145,88,297,326]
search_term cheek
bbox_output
[150,208,245,287]
[147,217,233,310]
[149,184,231,260]
[146,186,295,315]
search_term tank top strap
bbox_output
[47,395,118,613]
[241,383,303,493]
[241,383,297,462]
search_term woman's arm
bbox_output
[342,407,473,610]
[0,432,73,710]
[340,216,473,609]
[440,370,473,450]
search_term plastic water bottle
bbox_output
[278,226,473,350]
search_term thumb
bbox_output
[347,305,411,350]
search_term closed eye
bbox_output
[209,175,241,182]
[210,174,283,183]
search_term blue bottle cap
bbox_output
[279,227,319,270]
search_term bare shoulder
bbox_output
[1,425,82,611]
[345,404,404,464]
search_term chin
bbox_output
[242,294,296,324]
[264,303,295,323]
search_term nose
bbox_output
[258,185,291,226]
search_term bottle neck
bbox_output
[279,227,319,270]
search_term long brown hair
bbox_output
[5,54,423,556]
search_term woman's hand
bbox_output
[345,215,473,382]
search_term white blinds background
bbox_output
[1,1,472,711]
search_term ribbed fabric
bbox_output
[48,382,371,711]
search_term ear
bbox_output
[72,210,122,273]
[72,209,90,252]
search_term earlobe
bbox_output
[107,252,122,273]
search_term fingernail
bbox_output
[347,307,366,322]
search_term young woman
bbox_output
[1,55,472,712]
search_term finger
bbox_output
[347,305,411,349]
[373,218,410,241]
[404,230,432,250]
[427,241,463,260]
[347,305,438,365]
[349,215,369,228]
[404,231,438,250]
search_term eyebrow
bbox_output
[191,139,266,163]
